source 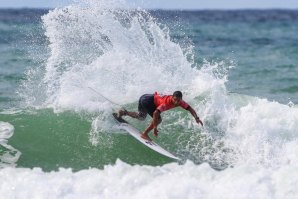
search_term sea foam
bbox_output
[0,122,21,167]
[0,160,298,199]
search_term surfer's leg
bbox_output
[126,111,145,120]
[141,122,154,141]
[118,109,127,117]
[119,94,153,121]
[140,94,161,140]
[117,96,147,120]
[147,109,162,137]
[117,95,147,119]
[141,116,162,140]
[121,99,147,120]
[118,109,144,119]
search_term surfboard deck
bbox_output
[112,113,180,160]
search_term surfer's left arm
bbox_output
[187,106,203,126]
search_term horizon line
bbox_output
[0,7,298,11]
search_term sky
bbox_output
[0,0,298,9]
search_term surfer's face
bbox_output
[172,96,182,106]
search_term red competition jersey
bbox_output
[154,92,189,113]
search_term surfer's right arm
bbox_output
[153,110,161,133]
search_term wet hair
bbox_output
[173,91,183,98]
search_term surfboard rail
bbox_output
[112,113,180,160]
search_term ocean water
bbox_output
[0,1,298,198]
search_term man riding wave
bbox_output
[118,91,203,141]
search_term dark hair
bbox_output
[173,91,183,98]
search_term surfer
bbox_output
[118,91,203,141]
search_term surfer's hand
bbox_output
[195,117,203,126]
[153,128,158,137]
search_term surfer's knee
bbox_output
[137,112,146,121]
[158,117,162,124]
[138,116,146,121]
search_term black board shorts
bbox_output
[138,94,156,118]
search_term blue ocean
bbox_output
[0,1,298,198]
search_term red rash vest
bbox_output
[154,92,189,113]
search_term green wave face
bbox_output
[0,109,184,171]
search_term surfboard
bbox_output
[112,113,180,160]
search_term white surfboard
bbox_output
[113,113,180,160]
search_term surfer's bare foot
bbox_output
[118,109,127,118]
[141,133,152,141]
